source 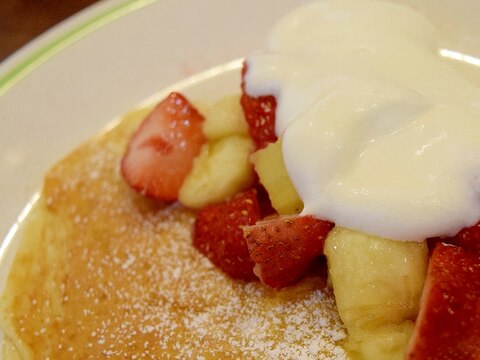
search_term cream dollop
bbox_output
[245,0,480,241]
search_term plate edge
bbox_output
[0,0,157,96]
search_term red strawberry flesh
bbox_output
[240,63,278,149]
[121,92,205,201]
[406,243,480,360]
[244,215,334,288]
[447,220,480,254]
[193,189,261,280]
[254,183,277,218]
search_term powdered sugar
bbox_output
[5,109,346,359]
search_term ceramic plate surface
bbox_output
[1,0,480,334]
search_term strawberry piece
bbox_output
[193,189,261,280]
[428,220,480,256]
[448,221,480,254]
[244,216,334,288]
[406,243,480,360]
[240,63,278,149]
[121,92,205,201]
[254,183,277,218]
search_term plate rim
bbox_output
[0,62,244,357]
[0,0,156,97]
[0,57,243,275]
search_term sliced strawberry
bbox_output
[447,221,480,254]
[428,220,480,256]
[240,63,277,149]
[244,216,334,288]
[254,183,277,218]
[121,92,205,201]
[406,243,480,360]
[193,189,261,280]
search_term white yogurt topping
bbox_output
[245,0,480,241]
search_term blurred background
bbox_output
[0,0,100,62]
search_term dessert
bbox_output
[0,102,345,359]
[241,1,480,357]
[2,1,480,359]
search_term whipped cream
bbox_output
[245,0,480,241]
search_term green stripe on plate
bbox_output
[0,0,157,96]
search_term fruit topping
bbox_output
[250,139,303,214]
[193,188,261,280]
[240,63,277,149]
[254,184,277,218]
[244,215,333,288]
[447,221,480,254]
[179,135,254,208]
[406,243,480,360]
[121,92,205,201]
[324,228,428,360]
[202,95,249,141]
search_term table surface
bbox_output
[0,0,100,62]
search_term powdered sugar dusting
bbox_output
[4,109,346,359]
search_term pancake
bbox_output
[0,105,346,359]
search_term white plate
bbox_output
[2,0,480,252]
[1,0,480,351]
